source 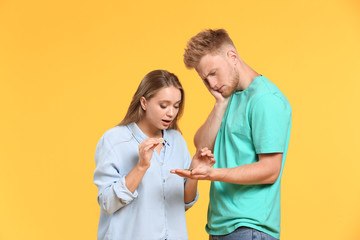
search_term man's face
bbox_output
[195,53,239,98]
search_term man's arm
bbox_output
[172,153,283,185]
[194,73,230,150]
[194,99,229,150]
[210,153,283,184]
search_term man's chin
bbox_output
[222,91,232,98]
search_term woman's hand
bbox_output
[137,138,160,170]
[191,147,215,169]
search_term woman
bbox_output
[94,70,214,240]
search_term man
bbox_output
[172,29,292,239]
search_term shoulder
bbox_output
[166,128,182,137]
[165,128,184,141]
[165,128,187,145]
[250,77,291,111]
[100,125,133,146]
[102,125,130,138]
[250,94,291,118]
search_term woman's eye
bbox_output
[174,105,180,109]
[160,105,167,109]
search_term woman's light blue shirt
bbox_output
[94,123,198,240]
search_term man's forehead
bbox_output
[196,54,219,78]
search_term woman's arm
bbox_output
[94,137,160,214]
[179,148,215,204]
[125,138,160,193]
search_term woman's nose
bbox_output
[167,107,175,117]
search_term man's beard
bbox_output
[223,69,240,97]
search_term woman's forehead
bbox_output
[152,86,182,101]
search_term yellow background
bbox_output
[1,0,359,239]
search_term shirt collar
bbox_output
[127,122,171,147]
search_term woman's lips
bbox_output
[162,119,172,125]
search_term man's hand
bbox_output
[170,165,213,180]
[202,78,229,103]
[170,147,215,180]
[192,147,215,166]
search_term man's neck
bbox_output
[236,61,261,91]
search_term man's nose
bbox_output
[208,78,217,89]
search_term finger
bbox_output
[145,140,160,149]
[190,168,206,176]
[143,138,161,145]
[144,145,156,152]
[202,151,213,157]
[170,169,192,178]
[201,147,209,152]
[143,145,152,151]
[171,172,189,178]
[149,142,159,149]
[176,169,193,175]
[200,148,212,155]
[140,139,158,149]
[149,137,163,144]
[200,148,208,154]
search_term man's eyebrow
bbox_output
[202,69,215,81]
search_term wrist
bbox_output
[208,167,218,181]
[136,162,149,172]
[215,98,229,108]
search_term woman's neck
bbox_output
[136,120,162,138]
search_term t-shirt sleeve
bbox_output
[251,93,291,154]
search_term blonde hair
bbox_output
[119,70,184,131]
[183,29,235,69]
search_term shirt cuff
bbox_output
[113,176,138,205]
[185,190,199,211]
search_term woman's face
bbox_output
[141,86,182,130]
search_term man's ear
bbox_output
[140,97,147,110]
[227,49,238,65]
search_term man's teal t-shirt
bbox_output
[206,76,292,239]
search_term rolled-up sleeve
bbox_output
[94,136,138,215]
[184,188,199,211]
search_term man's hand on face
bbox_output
[202,78,229,103]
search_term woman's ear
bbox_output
[140,97,147,111]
